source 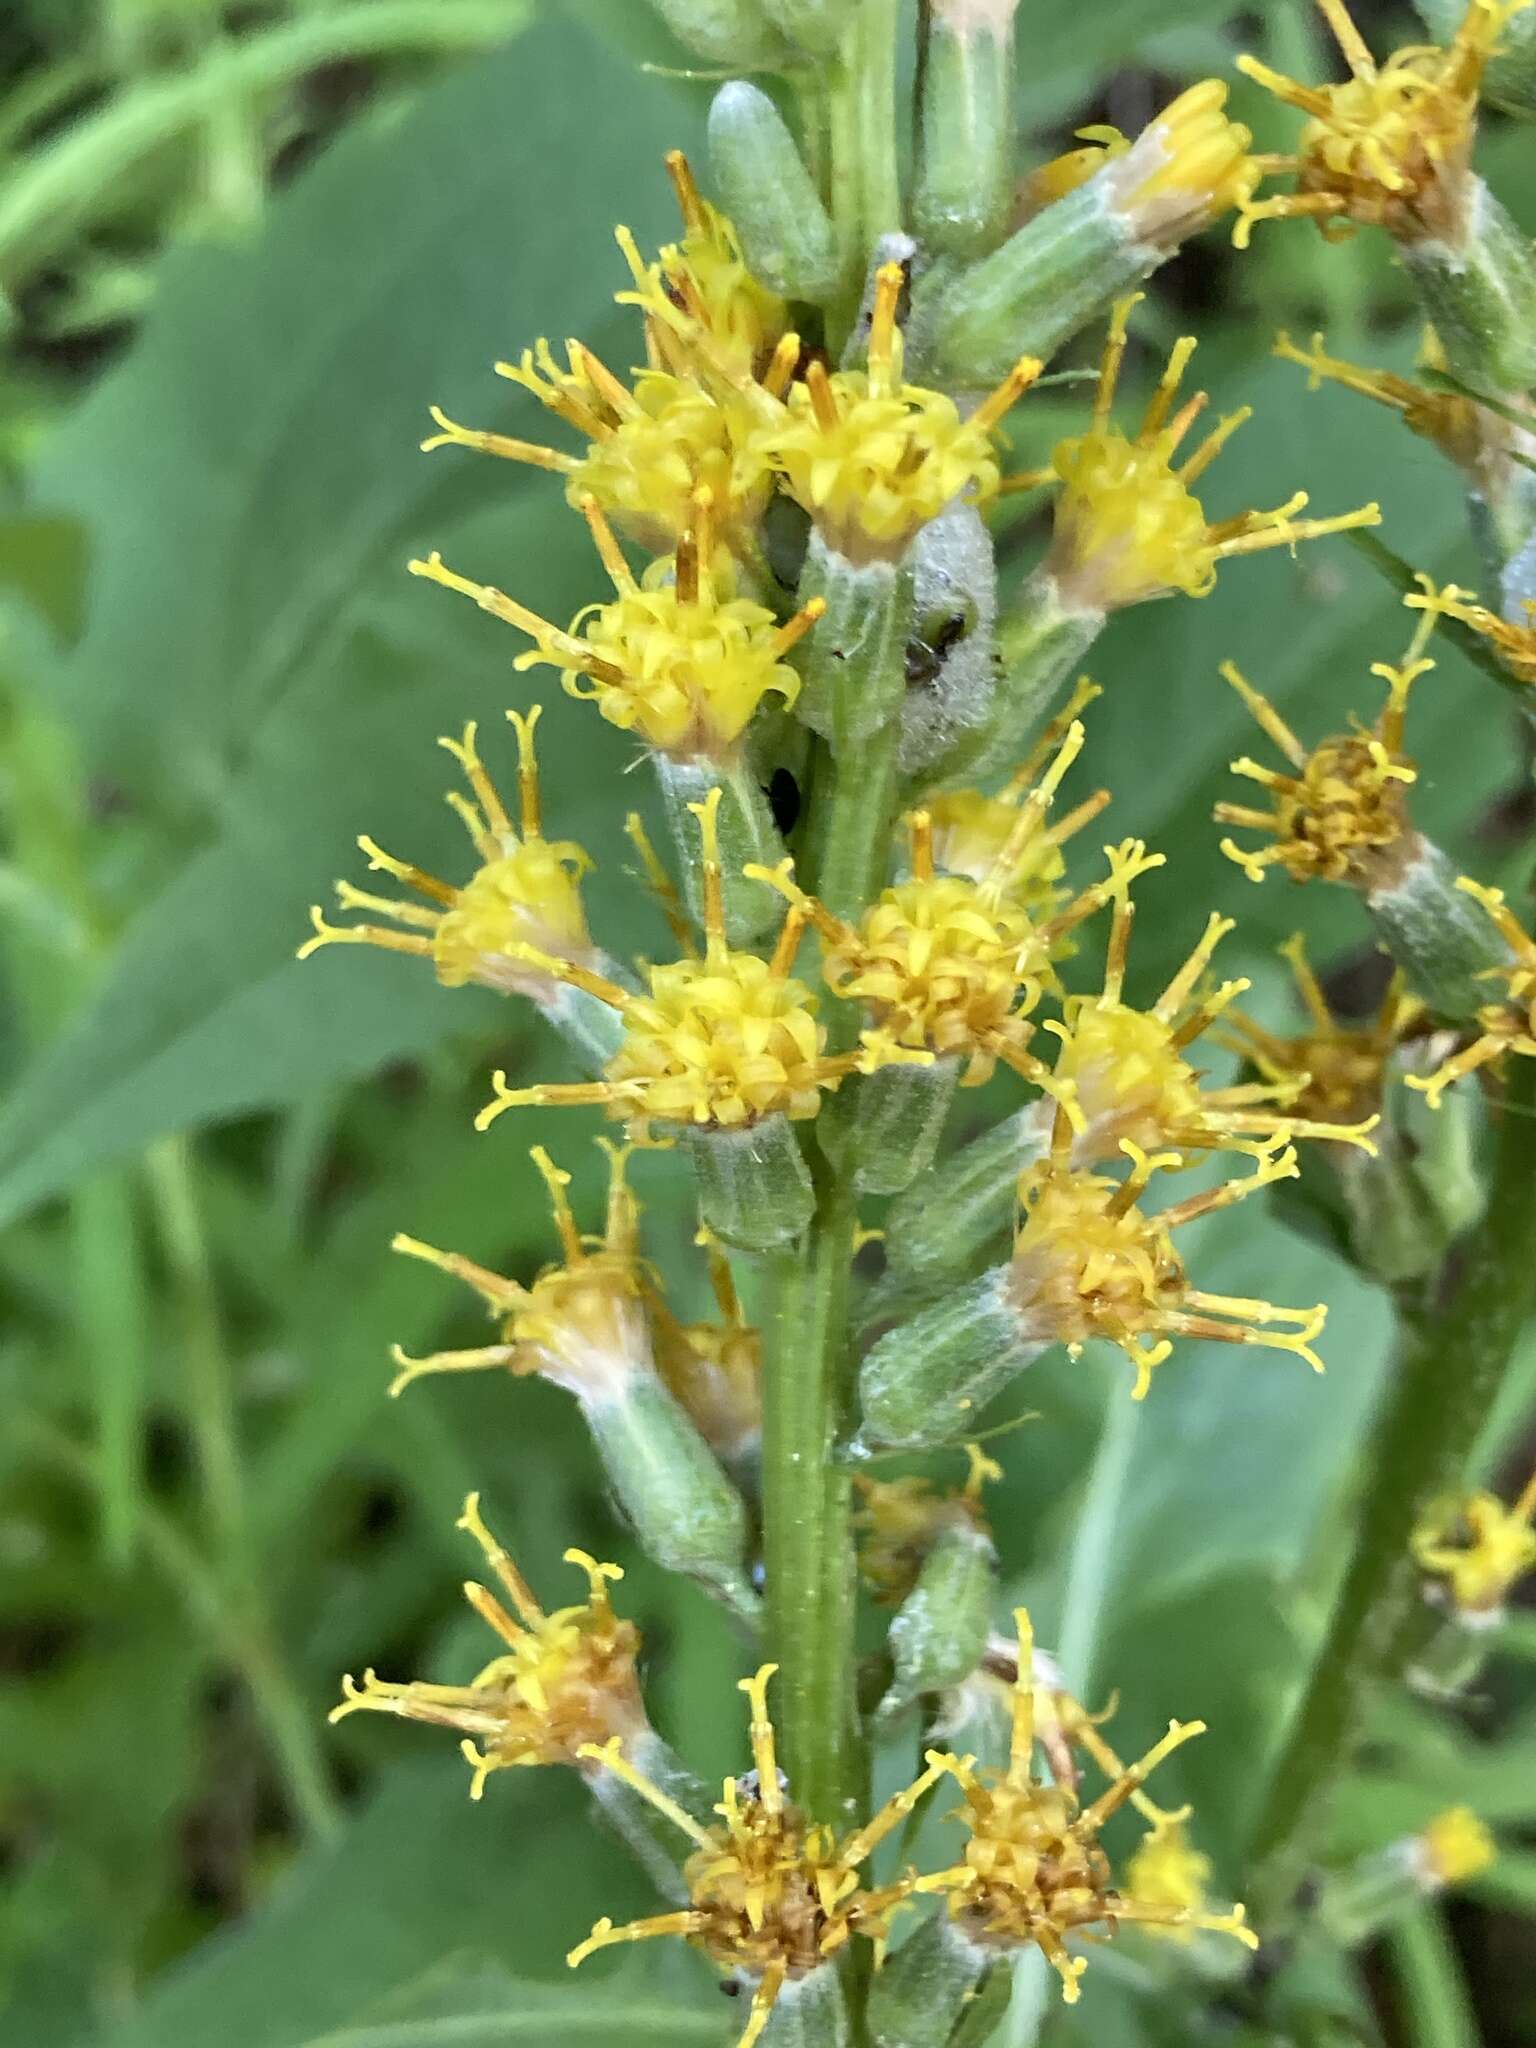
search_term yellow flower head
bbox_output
[330,1493,640,1799]
[615,151,788,384]
[1236,0,1528,246]
[915,1610,1257,2000]
[387,1141,652,1402]
[855,1443,1001,1604]
[1408,570,1536,691]
[1103,80,1261,245]
[1015,297,1378,611]
[1125,1816,1215,1940]
[1018,125,1129,219]
[1008,1123,1327,1399]
[1273,329,1492,474]
[755,720,1156,1084]
[474,789,879,1138]
[1044,890,1381,1165]
[1406,875,1536,1105]
[1221,934,1424,1131]
[569,1665,946,2048]
[298,709,594,997]
[752,263,1041,561]
[1412,1465,1536,1617]
[409,495,820,760]
[650,1229,763,1463]
[1416,1807,1497,1888]
[1214,609,1436,888]
[926,678,1112,914]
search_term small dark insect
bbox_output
[768,767,801,836]
[905,609,969,686]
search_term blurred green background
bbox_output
[2,2,1535,2044]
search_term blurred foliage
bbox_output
[0,2,1534,2046]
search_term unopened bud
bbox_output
[708,82,839,302]
[883,1101,1050,1290]
[654,754,790,949]
[840,1055,961,1195]
[684,1113,816,1251]
[585,1372,758,1618]
[881,1518,997,1719]
[646,0,788,68]
[914,0,1020,261]
[855,1270,1044,1453]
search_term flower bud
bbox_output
[914,0,1020,262]
[684,1113,816,1251]
[654,753,791,949]
[882,1518,997,1719]
[795,534,917,751]
[914,82,1256,385]
[882,1102,1050,1290]
[868,1912,995,2048]
[1404,182,1536,396]
[855,1270,1044,1454]
[1416,0,1536,115]
[760,0,842,54]
[708,83,840,303]
[838,1056,961,1195]
[645,0,788,67]
[1322,1809,1495,1944]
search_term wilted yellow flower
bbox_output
[1220,933,1424,1129]
[1273,329,1492,473]
[387,1141,650,1401]
[409,493,820,760]
[1043,888,1380,1162]
[1408,570,1536,690]
[1406,875,1536,1105]
[1009,1120,1327,1399]
[913,1610,1257,2000]
[331,1493,640,1800]
[474,789,893,1138]
[1006,297,1378,610]
[855,1443,1000,1604]
[650,1229,762,1463]
[1215,609,1436,887]
[1413,1465,1536,1616]
[298,709,594,997]
[568,1665,945,2048]
[751,262,1041,560]
[1236,0,1529,246]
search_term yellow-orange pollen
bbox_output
[913,1609,1257,1999]
[1235,0,1530,247]
[1005,296,1378,611]
[1008,1124,1327,1400]
[330,1493,639,1799]
[298,708,593,996]
[567,1664,946,2048]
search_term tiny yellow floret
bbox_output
[567,1664,946,2048]
[1236,0,1530,246]
[751,262,1041,560]
[298,709,594,997]
[914,1610,1257,1999]
[1008,1121,1327,1399]
[1417,1807,1497,1888]
[330,1493,640,1799]
[1412,1464,1536,1617]
[1010,297,1378,611]
[1215,607,1436,887]
[1106,80,1261,245]
[1405,875,1536,1105]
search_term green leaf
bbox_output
[0,17,695,1224]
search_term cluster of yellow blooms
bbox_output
[300,2,1536,2029]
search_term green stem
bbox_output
[764,732,902,1833]
[824,0,903,345]
[1388,1906,1480,2048]
[1249,1058,1536,1913]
